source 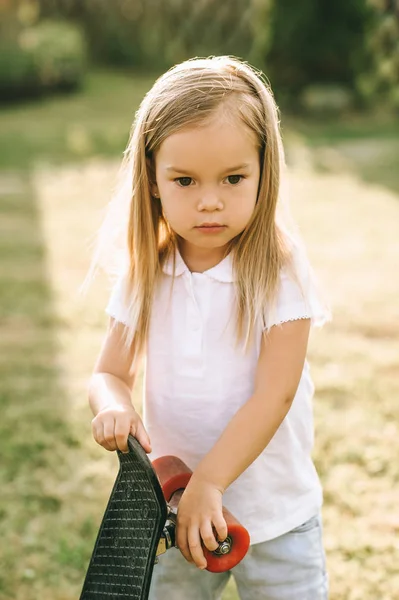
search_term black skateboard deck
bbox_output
[80,436,250,598]
[80,435,167,600]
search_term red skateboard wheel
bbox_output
[204,505,250,573]
[152,455,192,502]
[152,455,250,572]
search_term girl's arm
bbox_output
[176,318,311,568]
[88,319,151,453]
[89,319,136,413]
[193,318,311,490]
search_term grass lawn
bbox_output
[0,70,398,599]
[0,70,158,170]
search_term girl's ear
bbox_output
[146,157,159,198]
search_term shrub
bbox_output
[0,20,87,101]
[264,0,373,104]
[39,0,256,71]
[357,5,399,112]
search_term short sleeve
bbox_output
[265,251,331,330]
[105,275,131,326]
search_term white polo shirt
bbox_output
[106,248,330,544]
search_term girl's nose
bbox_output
[197,191,223,211]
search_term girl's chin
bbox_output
[181,237,230,250]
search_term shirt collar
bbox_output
[162,249,235,283]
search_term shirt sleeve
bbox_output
[105,274,131,326]
[265,252,331,330]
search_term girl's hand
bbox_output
[91,404,152,454]
[176,474,228,570]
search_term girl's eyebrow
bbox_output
[165,163,251,175]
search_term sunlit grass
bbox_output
[0,70,398,599]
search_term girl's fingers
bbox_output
[132,420,152,454]
[92,420,108,450]
[92,413,151,454]
[101,418,117,451]
[188,526,207,570]
[176,525,193,564]
[114,420,129,453]
[200,521,219,552]
[213,515,228,543]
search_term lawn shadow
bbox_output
[0,173,98,599]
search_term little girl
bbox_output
[88,56,331,599]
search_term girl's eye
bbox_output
[175,175,243,186]
[227,175,243,185]
[175,177,193,187]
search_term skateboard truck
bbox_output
[154,505,176,560]
[80,436,250,600]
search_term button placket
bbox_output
[181,273,203,361]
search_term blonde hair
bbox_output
[89,56,300,367]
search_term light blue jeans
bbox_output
[148,513,328,599]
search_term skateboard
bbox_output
[80,435,250,599]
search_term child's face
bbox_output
[153,110,261,265]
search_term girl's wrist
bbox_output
[100,400,135,413]
[92,396,135,417]
[190,469,226,495]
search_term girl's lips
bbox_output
[195,224,226,233]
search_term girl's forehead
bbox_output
[155,114,259,171]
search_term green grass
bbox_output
[0,69,398,599]
[0,70,158,169]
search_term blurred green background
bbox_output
[1,1,398,599]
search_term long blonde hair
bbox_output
[90,56,299,366]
